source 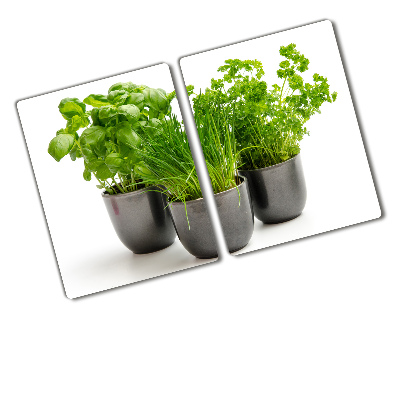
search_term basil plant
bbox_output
[48,82,175,194]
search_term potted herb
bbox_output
[134,105,254,259]
[47,82,177,254]
[202,44,337,223]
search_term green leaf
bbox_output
[126,93,145,110]
[65,115,89,134]
[134,161,154,178]
[127,149,141,164]
[83,168,92,181]
[148,108,159,119]
[83,94,110,108]
[81,147,97,162]
[86,159,104,172]
[96,163,115,180]
[143,118,163,135]
[69,143,80,161]
[148,118,162,129]
[98,105,117,125]
[107,90,129,106]
[134,84,149,93]
[108,82,137,93]
[143,88,169,114]
[105,153,124,173]
[117,104,140,124]
[115,122,141,149]
[58,98,86,120]
[80,126,107,147]
[48,134,75,162]
[91,108,101,126]
[186,85,194,96]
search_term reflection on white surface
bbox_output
[63,238,216,299]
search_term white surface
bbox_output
[180,21,381,255]
[58,239,214,299]
[17,64,216,298]
[2,2,400,400]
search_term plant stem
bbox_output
[279,77,287,105]
[112,177,124,193]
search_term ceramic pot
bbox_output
[102,186,176,254]
[168,176,254,259]
[239,153,307,224]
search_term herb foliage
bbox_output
[133,102,239,206]
[192,44,337,170]
[48,83,176,194]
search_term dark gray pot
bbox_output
[102,186,176,254]
[239,153,307,224]
[168,177,254,259]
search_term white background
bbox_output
[2,2,399,399]
[180,21,381,255]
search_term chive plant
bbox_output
[134,103,239,205]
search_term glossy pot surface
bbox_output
[239,153,307,224]
[102,186,176,254]
[168,177,254,259]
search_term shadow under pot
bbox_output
[168,176,254,259]
[238,153,307,224]
[102,186,177,254]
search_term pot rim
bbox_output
[101,184,163,198]
[168,176,246,207]
[238,152,300,173]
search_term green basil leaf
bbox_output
[83,94,110,108]
[91,108,101,126]
[93,142,107,158]
[65,115,89,134]
[86,159,104,172]
[134,84,149,93]
[104,141,116,156]
[96,163,115,180]
[108,82,137,93]
[69,145,82,161]
[69,144,78,161]
[115,122,141,149]
[127,150,141,164]
[81,146,96,162]
[143,88,168,114]
[134,161,154,178]
[58,98,86,120]
[157,88,167,96]
[83,168,92,181]
[98,105,117,125]
[148,108,159,119]
[80,126,107,147]
[48,134,75,162]
[105,153,125,173]
[107,90,129,106]
[125,93,144,110]
[117,104,140,124]
[149,118,162,128]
